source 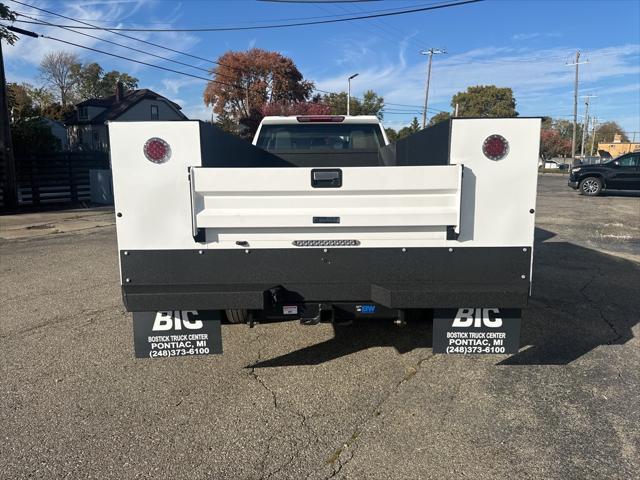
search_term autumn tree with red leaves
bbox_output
[204,49,315,136]
[261,101,330,117]
[540,129,571,160]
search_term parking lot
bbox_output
[1,174,638,479]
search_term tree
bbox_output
[100,71,138,95]
[7,82,73,124]
[214,111,240,135]
[41,103,75,121]
[428,111,451,127]
[1,2,18,45]
[7,85,60,156]
[8,83,55,112]
[71,62,139,101]
[541,116,553,130]
[396,117,422,140]
[39,51,79,106]
[385,128,398,143]
[540,129,571,160]
[593,121,629,144]
[452,85,518,117]
[71,62,103,100]
[7,83,37,121]
[10,118,60,157]
[321,90,384,118]
[203,48,314,136]
[28,85,55,110]
[552,119,578,140]
[261,101,331,117]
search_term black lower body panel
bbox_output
[120,247,531,311]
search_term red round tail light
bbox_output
[482,134,509,160]
[144,137,171,163]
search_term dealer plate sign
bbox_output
[433,308,521,354]
[133,310,223,359]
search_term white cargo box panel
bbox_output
[190,164,462,231]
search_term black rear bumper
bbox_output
[120,247,532,311]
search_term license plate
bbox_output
[132,310,223,359]
[283,305,298,315]
[432,308,521,354]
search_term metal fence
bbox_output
[1,151,109,212]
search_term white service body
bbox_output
[109,116,540,313]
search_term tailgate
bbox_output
[190,165,462,246]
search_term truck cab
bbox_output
[251,115,389,168]
[253,115,389,149]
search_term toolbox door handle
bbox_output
[311,169,342,188]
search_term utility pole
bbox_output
[590,117,598,156]
[0,39,18,212]
[420,48,446,128]
[347,73,358,116]
[580,95,596,158]
[566,51,588,162]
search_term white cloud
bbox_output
[157,77,201,97]
[5,0,202,78]
[512,32,562,41]
[313,42,640,129]
[182,102,213,121]
[596,83,640,96]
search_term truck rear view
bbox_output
[110,115,540,356]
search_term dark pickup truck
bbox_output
[569,153,640,195]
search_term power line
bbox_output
[4,23,447,118]
[5,21,447,116]
[10,0,244,73]
[7,27,247,93]
[13,17,434,113]
[320,1,429,54]
[17,3,435,27]
[7,2,451,115]
[350,1,430,51]
[17,13,213,75]
[10,0,483,32]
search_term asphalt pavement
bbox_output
[1,174,639,479]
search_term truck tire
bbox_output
[579,177,603,196]
[225,309,249,324]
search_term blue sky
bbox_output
[4,0,640,135]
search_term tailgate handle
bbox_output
[311,169,342,188]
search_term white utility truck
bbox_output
[110,115,541,356]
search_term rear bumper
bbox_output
[120,247,532,311]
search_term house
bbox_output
[597,133,640,159]
[65,83,188,151]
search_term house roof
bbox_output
[66,89,187,125]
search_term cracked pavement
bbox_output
[1,175,639,479]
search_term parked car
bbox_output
[568,152,640,195]
[579,156,605,165]
[539,159,568,170]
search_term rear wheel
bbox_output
[225,309,249,324]
[579,177,603,196]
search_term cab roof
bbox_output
[260,115,382,125]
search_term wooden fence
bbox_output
[1,151,110,212]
